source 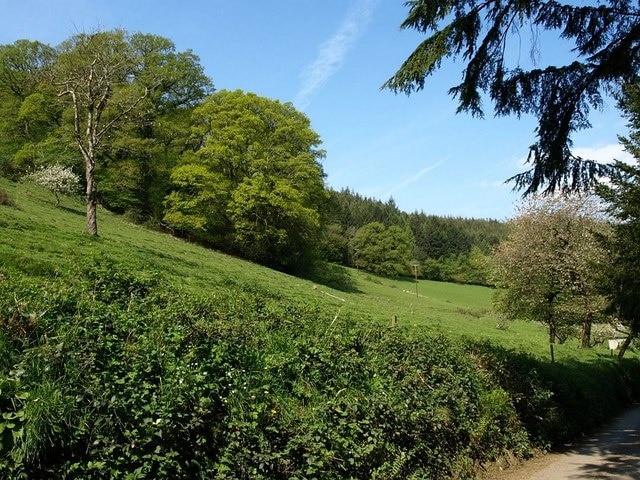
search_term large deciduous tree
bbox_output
[493,195,608,359]
[384,1,640,194]
[0,39,55,101]
[597,84,640,359]
[94,34,213,221]
[0,40,58,175]
[164,90,327,271]
[51,29,212,236]
[350,222,415,277]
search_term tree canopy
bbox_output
[51,29,212,235]
[319,188,507,283]
[384,0,640,195]
[493,195,608,355]
[0,31,213,235]
[350,222,415,277]
[0,40,59,175]
[164,90,327,272]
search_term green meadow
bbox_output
[0,177,605,361]
[2,177,639,479]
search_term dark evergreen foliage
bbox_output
[322,189,507,284]
[384,0,640,194]
[597,83,640,358]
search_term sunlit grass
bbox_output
[0,177,625,363]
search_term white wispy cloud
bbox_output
[293,0,377,110]
[384,161,444,198]
[573,143,634,164]
[515,143,634,168]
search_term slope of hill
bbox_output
[2,178,639,479]
[0,177,587,359]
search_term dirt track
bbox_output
[483,406,640,479]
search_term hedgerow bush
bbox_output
[0,258,532,479]
[466,341,640,448]
[3,257,640,478]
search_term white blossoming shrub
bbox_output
[25,165,81,205]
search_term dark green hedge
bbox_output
[1,259,639,479]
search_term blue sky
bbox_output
[1,0,632,219]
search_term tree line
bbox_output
[0,31,506,277]
[322,189,507,283]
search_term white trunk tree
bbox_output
[52,30,151,235]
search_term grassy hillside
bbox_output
[2,178,639,479]
[0,177,612,361]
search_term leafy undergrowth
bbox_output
[2,177,640,478]
[1,262,531,479]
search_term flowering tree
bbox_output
[493,195,609,359]
[25,165,80,205]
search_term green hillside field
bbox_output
[2,177,639,479]
[0,177,601,360]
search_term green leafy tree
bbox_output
[51,29,212,236]
[163,163,230,242]
[325,188,507,282]
[97,33,211,222]
[0,39,55,101]
[597,84,640,359]
[493,195,608,358]
[0,40,58,176]
[351,222,415,277]
[164,90,327,271]
[319,223,350,264]
[384,1,640,194]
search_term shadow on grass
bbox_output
[467,341,640,449]
[59,205,84,216]
[305,262,361,293]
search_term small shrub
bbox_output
[0,189,18,208]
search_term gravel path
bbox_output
[483,406,640,480]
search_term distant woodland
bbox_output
[0,33,506,281]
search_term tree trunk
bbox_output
[85,159,98,236]
[617,335,633,360]
[581,311,592,348]
[617,324,638,360]
[549,323,556,363]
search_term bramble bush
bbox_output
[465,341,640,448]
[1,258,640,478]
[0,258,531,479]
